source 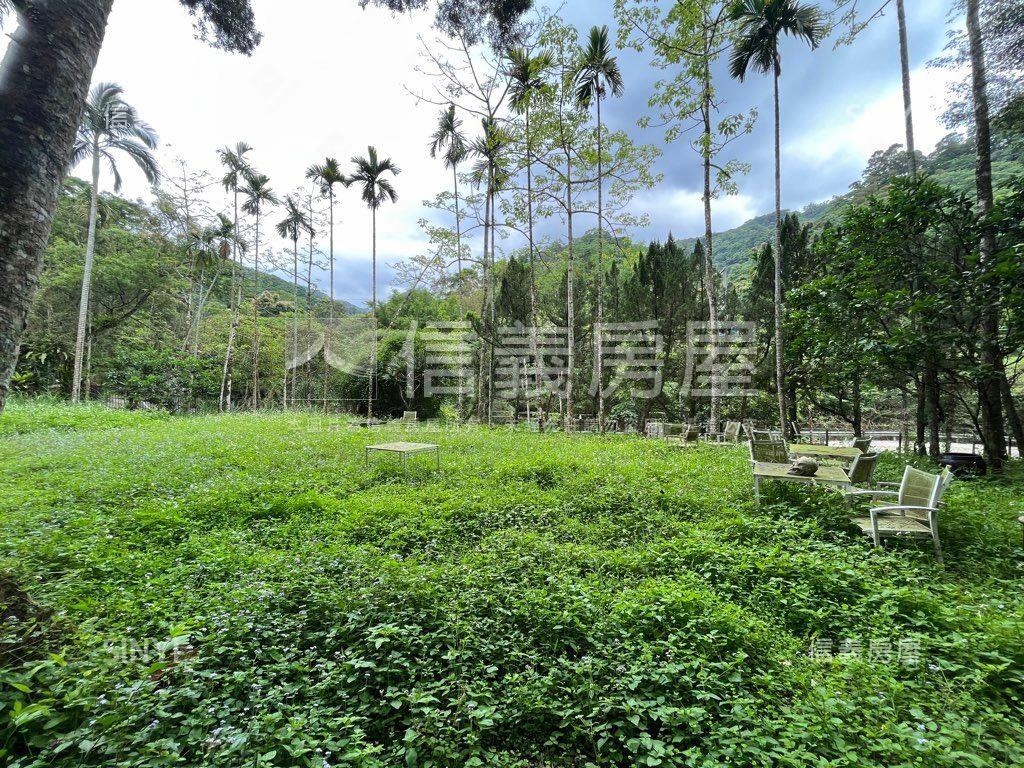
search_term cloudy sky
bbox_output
[4,0,962,307]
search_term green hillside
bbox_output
[240,264,364,316]
[682,124,1024,276]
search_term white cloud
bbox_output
[788,65,960,168]
[629,188,759,241]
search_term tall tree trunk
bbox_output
[291,237,299,407]
[220,188,240,412]
[525,105,543,430]
[1000,372,1024,457]
[487,182,495,426]
[84,311,92,401]
[595,96,605,433]
[487,186,495,428]
[453,163,466,417]
[772,66,789,437]
[701,71,721,435]
[368,205,376,421]
[191,270,216,355]
[966,0,1007,471]
[453,166,463,280]
[252,210,261,409]
[324,188,334,413]
[476,188,490,422]
[565,152,575,434]
[925,362,941,457]
[71,140,101,402]
[306,195,315,408]
[897,0,935,457]
[180,167,196,351]
[852,372,863,437]
[895,0,917,176]
[915,379,926,455]
[0,0,114,414]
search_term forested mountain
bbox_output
[678,121,1024,278]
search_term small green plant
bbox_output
[0,400,1021,767]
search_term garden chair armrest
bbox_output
[844,489,897,498]
[869,505,939,516]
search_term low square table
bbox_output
[365,442,440,473]
[788,443,863,461]
[752,461,851,504]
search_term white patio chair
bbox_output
[851,466,953,562]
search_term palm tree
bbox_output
[306,158,349,411]
[349,147,400,420]
[574,25,623,432]
[241,172,279,408]
[471,117,511,424]
[277,196,312,407]
[305,158,348,323]
[68,82,158,402]
[508,47,554,425]
[428,105,469,282]
[217,142,254,412]
[729,0,822,438]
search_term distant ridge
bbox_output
[678,124,1024,277]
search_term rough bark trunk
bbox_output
[772,65,789,437]
[966,0,1007,471]
[924,362,941,457]
[915,379,926,455]
[1000,372,1023,457]
[71,141,100,402]
[0,0,115,413]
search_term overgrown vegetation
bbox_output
[1,401,1022,766]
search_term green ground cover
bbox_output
[1,401,1022,767]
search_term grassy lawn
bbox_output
[1,401,1022,767]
